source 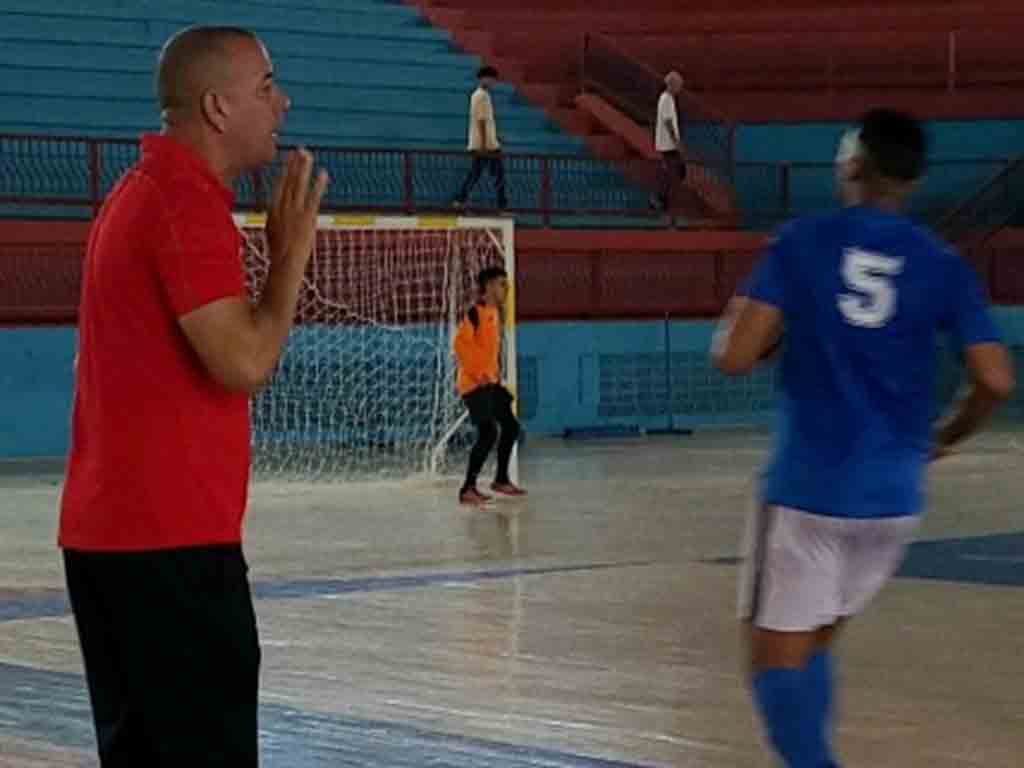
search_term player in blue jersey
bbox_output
[712,109,1014,767]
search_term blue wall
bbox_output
[5,311,1024,459]
[0,328,77,457]
[736,121,1024,164]
[735,120,1022,224]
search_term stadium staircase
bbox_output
[410,0,1024,224]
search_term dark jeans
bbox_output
[463,384,520,489]
[64,545,260,767]
[455,153,507,209]
[655,150,687,209]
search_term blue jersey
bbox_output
[743,205,999,519]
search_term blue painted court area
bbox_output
[0,561,648,623]
[705,531,1024,588]
[3,532,1022,626]
[898,532,1024,587]
[0,662,653,768]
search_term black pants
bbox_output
[655,150,687,209]
[64,545,260,767]
[463,384,519,489]
[455,154,507,209]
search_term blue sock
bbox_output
[753,667,832,767]
[805,651,835,737]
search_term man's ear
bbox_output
[841,155,867,183]
[200,89,230,134]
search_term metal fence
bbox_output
[736,157,1016,230]
[0,134,662,226]
[936,156,1024,245]
[0,134,1015,232]
[934,156,1024,301]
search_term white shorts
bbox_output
[738,503,919,632]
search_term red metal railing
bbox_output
[0,133,674,227]
[0,132,1019,325]
[934,155,1024,300]
[0,133,1008,228]
[0,220,765,326]
[581,32,736,185]
[735,156,1015,228]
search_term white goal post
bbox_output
[235,213,517,483]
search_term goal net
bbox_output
[236,214,516,483]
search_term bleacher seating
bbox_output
[0,0,683,226]
[0,0,585,153]
[412,0,1023,223]
[1,0,1020,228]
[416,0,1024,121]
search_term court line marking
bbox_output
[0,661,660,768]
[702,531,1024,588]
[0,561,654,624]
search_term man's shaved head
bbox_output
[154,25,289,182]
[157,26,257,113]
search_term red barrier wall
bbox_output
[517,229,762,319]
[420,0,1017,12]
[0,220,91,325]
[0,220,764,324]
[3,220,1022,325]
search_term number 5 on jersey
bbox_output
[838,247,904,328]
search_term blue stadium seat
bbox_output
[0,2,586,154]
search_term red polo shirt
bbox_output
[59,134,251,551]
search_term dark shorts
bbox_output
[463,384,515,426]
[661,150,687,180]
[64,544,260,767]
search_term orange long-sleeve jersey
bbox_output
[453,303,501,395]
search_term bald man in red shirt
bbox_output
[58,26,327,766]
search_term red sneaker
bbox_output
[491,481,527,497]
[459,487,491,506]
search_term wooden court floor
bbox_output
[1,429,1022,767]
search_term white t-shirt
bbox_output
[655,91,680,152]
[468,87,500,152]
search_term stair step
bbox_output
[450,28,494,56]
[520,83,576,108]
[419,7,466,30]
[549,107,597,136]
[584,134,629,161]
[487,56,527,83]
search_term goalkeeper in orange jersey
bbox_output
[453,266,526,506]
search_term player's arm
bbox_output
[712,297,783,376]
[712,235,786,376]
[664,117,680,149]
[179,151,328,394]
[179,265,305,394]
[471,92,490,152]
[660,95,680,149]
[453,312,491,387]
[664,119,678,146]
[478,120,490,152]
[933,257,1014,457]
[934,343,1013,457]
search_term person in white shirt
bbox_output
[651,70,686,212]
[454,66,507,210]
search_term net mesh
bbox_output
[240,219,512,482]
